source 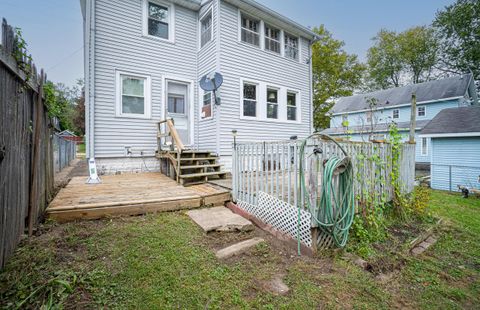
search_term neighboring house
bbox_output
[322,74,478,166]
[420,106,480,191]
[58,130,82,143]
[80,0,318,173]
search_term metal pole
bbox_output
[449,165,452,192]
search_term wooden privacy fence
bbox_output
[0,19,54,269]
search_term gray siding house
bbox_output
[80,0,318,174]
[322,74,478,166]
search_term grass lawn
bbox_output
[0,189,479,309]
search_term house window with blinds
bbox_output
[284,33,299,60]
[200,11,212,47]
[147,2,170,40]
[241,15,260,46]
[265,25,280,54]
[287,92,297,121]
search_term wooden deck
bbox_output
[46,173,231,222]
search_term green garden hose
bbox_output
[298,134,355,252]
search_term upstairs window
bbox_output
[287,92,297,121]
[241,15,260,46]
[266,88,278,119]
[200,11,212,48]
[265,25,280,54]
[417,106,426,117]
[421,137,428,155]
[243,83,257,117]
[147,1,170,40]
[393,109,399,119]
[284,33,299,60]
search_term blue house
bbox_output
[322,74,478,167]
[420,106,480,191]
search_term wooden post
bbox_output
[310,227,319,254]
[409,93,416,144]
[27,69,44,236]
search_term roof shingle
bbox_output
[420,106,480,135]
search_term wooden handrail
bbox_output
[166,119,185,151]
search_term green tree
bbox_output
[311,25,365,130]
[366,29,403,89]
[43,81,82,133]
[433,0,480,85]
[366,26,438,89]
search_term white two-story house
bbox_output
[322,74,478,167]
[80,0,318,173]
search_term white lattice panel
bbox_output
[237,192,312,247]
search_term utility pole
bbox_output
[409,93,416,144]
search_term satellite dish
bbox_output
[200,72,223,105]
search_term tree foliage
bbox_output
[433,0,480,84]
[366,26,438,89]
[311,25,365,130]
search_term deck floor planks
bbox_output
[46,173,231,222]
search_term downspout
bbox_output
[215,0,221,156]
[85,0,96,159]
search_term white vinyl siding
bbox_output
[240,14,260,46]
[116,71,151,119]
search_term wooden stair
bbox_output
[156,119,227,186]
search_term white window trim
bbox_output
[417,105,426,117]
[199,89,214,121]
[115,70,152,119]
[287,90,299,121]
[266,86,280,119]
[421,137,428,156]
[239,77,302,123]
[142,0,175,44]
[162,75,195,146]
[199,7,213,49]
[393,109,399,119]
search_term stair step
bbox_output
[180,171,228,179]
[180,164,222,170]
[179,157,218,161]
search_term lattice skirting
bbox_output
[237,192,312,247]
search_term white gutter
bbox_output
[330,96,464,116]
[420,132,480,138]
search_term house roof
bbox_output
[420,106,480,136]
[330,74,475,115]
[322,120,431,135]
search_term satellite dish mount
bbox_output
[199,72,223,106]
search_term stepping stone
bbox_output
[187,206,254,233]
[216,237,264,259]
[263,275,290,296]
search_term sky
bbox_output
[0,0,454,87]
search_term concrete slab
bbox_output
[216,237,265,259]
[187,206,254,233]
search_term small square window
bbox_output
[393,109,399,119]
[147,2,169,39]
[241,15,260,46]
[168,95,185,114]
[287,92,297,121]
[243,83,257,117]
[417,106,426,117]
[200,11,212,48]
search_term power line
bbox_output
[46,45,84,72]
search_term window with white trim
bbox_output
[421,137,428,155]
[393,109,399,119]
[417,106,426,117]
[117,72,151,118]
[284,33,299,60]
[265,24,280,54]
[287,91,297,121]
[243,83,257,117]
[241,15,260,46]
[202,91,213,119]
[200,11,212,48]
[266,88,278,119]
[146,1,170,40]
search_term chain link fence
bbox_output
[53,134,77,173]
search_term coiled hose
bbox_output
[298,134,355,251]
